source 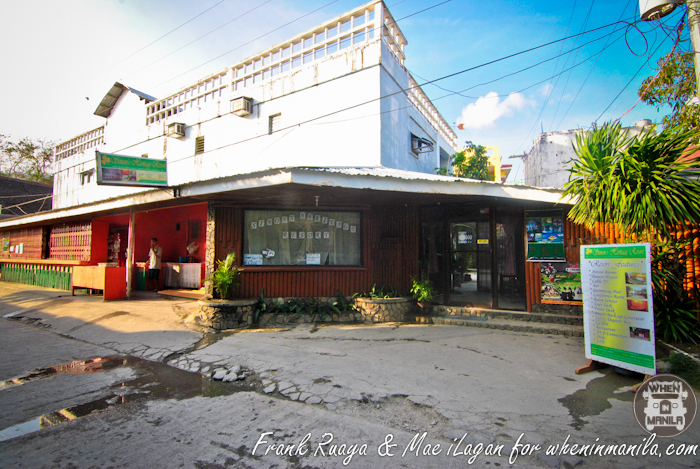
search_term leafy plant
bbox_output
[410,277,435,304]
[668,353,700,390]
[204,252,241,299]
[654,297,700,344]
[354,284,403,299]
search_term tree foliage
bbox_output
[638,50,700,129]
[563,122,700,342]
[0,135,55,184]
[436,141,490,180]
[563,122,700,238]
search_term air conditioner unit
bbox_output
[231,97,253,116]
[167,122,185,138]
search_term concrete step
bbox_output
[428,306,583,326]
[413,315,584,337]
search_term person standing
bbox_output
[146,238,163,291]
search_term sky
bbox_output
[0,0,688,184]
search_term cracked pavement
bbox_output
[1,283,700,468]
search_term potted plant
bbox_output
[205,252,241,299]
[411,277,435,307]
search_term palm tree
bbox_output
[563,122,700,342]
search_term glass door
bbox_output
[448,219,492,307]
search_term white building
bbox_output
[52,0,457,209]
[521,119,655,188]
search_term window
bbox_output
[327,41,338,54]
[303,51,313,64]
[354,14,365,27]
[292,41,302,53]
[410,133,434,155]
[243,210,361,266]
[254,58,262,70]
[315,47,325,59]
[262,55,269,67]
[263,69,270,80]
[340,19,351,33]
[281,60,291,72]
[328,25,337,38]
[80,170,93,185]
[340,35,351,49]
[292,56,301,68]
[269,113,281,134]
[245,63,253,74]
[271,64,280,76]
[282,45,291,57]
[195,136,205,154]
[315,32,324,43]
[303,37,313,49]
[272,50,280,62]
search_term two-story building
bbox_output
[1,1,573,312]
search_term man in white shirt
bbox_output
[146,238,163,291]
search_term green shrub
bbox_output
[205,252,241,300]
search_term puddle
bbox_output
[558,368,641,430]
[0,356,250,442]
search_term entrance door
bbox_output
[448,219,492,307]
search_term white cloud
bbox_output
[457,92,530,130]
[540,83,554,97]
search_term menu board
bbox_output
[526,210,565,261]
[581,243,656,375]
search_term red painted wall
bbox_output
[133,203,207,264]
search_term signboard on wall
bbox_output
[581,243,656,375]
[95,151,167,187]
[540,262,582,302]
[526,210,565,261]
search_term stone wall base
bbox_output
[354,297,414,323]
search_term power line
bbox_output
[124,0,274,81]
[95,0,229,78]
[149,0,344,92]
[554,0,634,130]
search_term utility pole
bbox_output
[688,0,700,98]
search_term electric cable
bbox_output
[94,0,229,78]
[124,0,274,81]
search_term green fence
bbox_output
[0,262,72,290]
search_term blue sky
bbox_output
[0,0,687,183]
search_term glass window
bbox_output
[369,28,374,39]
[327,41,338,54]
[328,25,337,38]
[262,55,269,66]
[281,60,291,72]
[354,14,365,27]
[341,19,351,33]
[303,51,313,64]
[271,64,280,76]
[292,56,301,68]
[340,35,351,50]
[282,45,291,58]
[272,50,280,62]
[303,37,313,49]
[315,47,325,59]
[254,58,262,70]
[353,30,365,44]
[253,72,262,83]
[245,63,253,74]
[292,41,302,53]
[262,69,270,80]
[245,76,253,87]
[243,210,361,266]
[315,32,324,43]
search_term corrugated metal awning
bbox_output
[94,83,156,118]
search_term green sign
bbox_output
[581,243,656,375]
[95,151,167,187]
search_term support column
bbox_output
[126,208,136,298]
[205,202,216,296]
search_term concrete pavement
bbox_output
[1,282,699,468]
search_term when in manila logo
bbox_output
[633,374,697,437]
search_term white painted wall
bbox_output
[53,14,456,209]
[523,121,655,188]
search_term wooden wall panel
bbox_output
[214,204,420,298]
